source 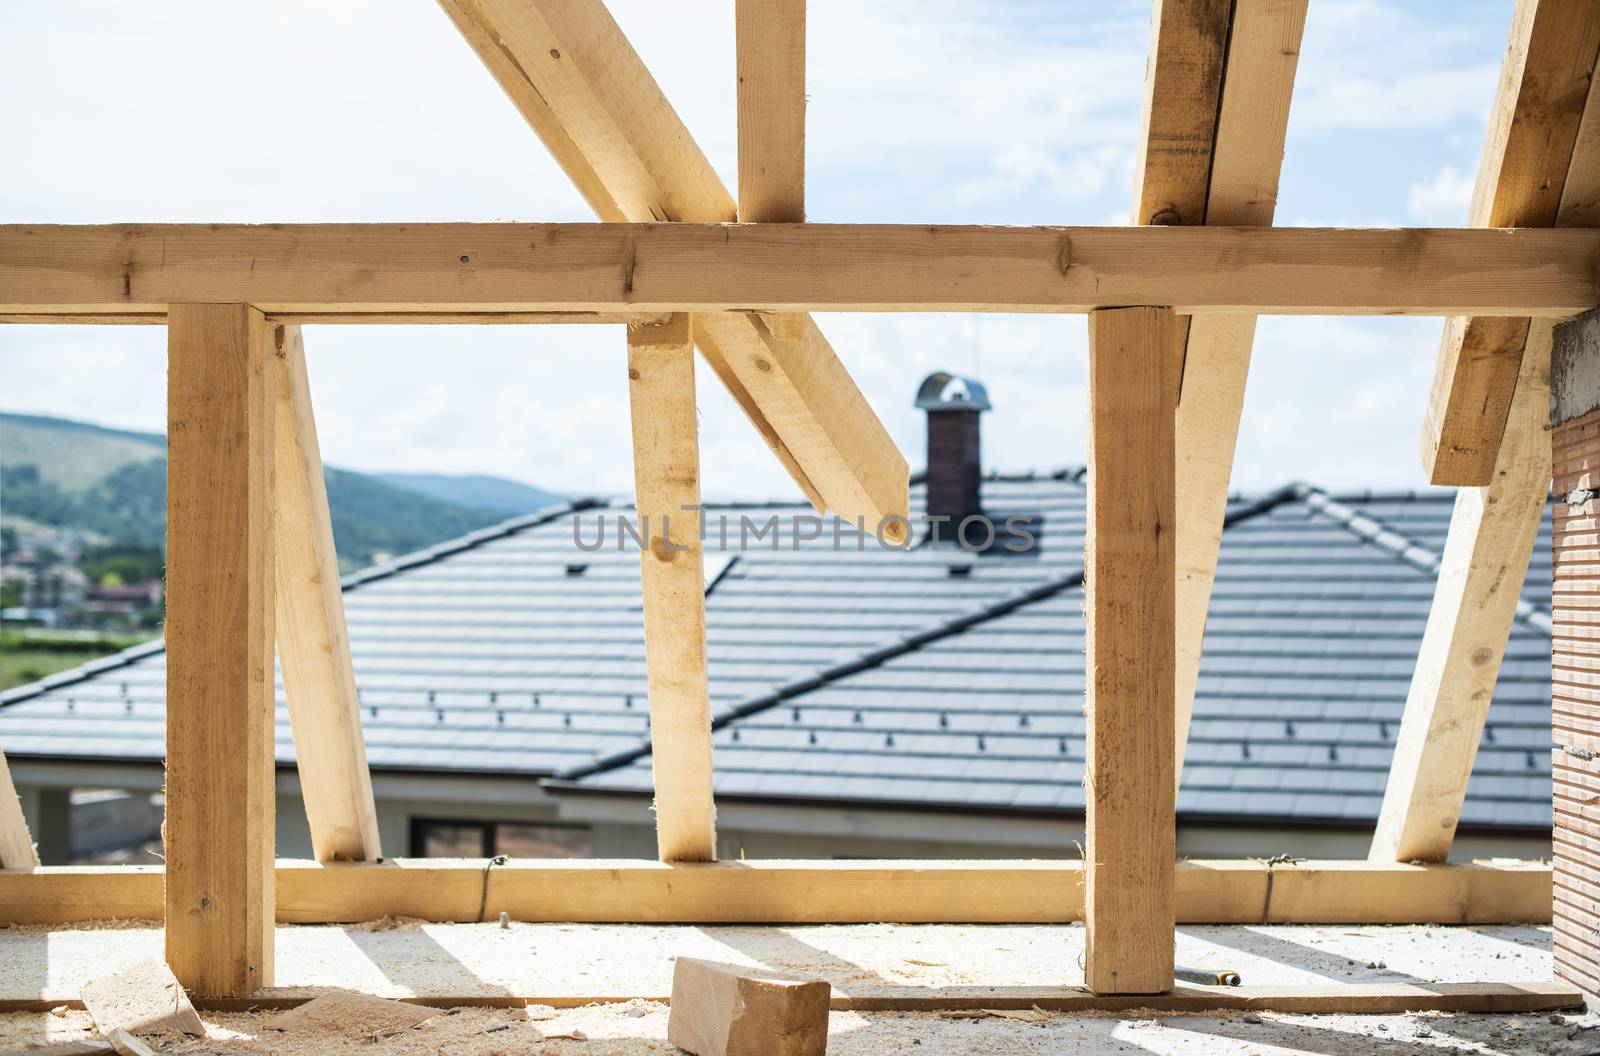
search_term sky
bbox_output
[0,0,1516,502]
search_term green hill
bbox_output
[0,412,554,571]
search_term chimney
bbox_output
[915,371,990,525]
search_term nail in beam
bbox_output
[164,304,277,996]
[1083,306,1179,994]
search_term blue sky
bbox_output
[1,0,1516,501]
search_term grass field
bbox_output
[0,631,150,691]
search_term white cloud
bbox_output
[0,0,1523,500]
[1293,68,1497,131]
[1406,164,1477,221]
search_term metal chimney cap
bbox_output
[915,371,991,412]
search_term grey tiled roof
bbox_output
[559,483,1554,832]
[0,473,1554,830]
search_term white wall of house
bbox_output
[7,760,1553,866]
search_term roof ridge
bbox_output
[0,497,601,710]
[1293,485,1552,635]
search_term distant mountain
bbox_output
[0,412,545,571]
[374,472,565,515]
[0,413,166,493]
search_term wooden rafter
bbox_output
[0,859,1554,927]
[4,223,1596,318]
[164,304,277,997]
[1130,0,1231,228]
[1084,306,1180,994]
[437,0,906,528]
[1419,0,1600,485]
[1370,324,1552,863]
[736,0,806,224]
[1372,33,1600,864]
[1158,1,1309,786]
[627,315,718,862]
[0,752,39,869]
[272,325,382,863]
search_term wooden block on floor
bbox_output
[105,1029,155,1056]
[79,957,204,1037]
[262,991,440,1038]
[668,957,830,1056]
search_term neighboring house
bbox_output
[16,562,89,622]
[0,380,1554,864]
[80,580,162,623]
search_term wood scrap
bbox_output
[668,957,829,1056]
[78,958,203,1038]
[261,991,439,1038]
[103,1029,154,1056]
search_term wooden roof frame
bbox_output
[0,0,1593,1012]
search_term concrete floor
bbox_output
[3,1003,1597,1054]
[0,921,1586,1054]
[0,920,1559,1001]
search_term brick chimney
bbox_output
[915,371,990,524]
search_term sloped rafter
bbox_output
[273,325,383,863]
[437,0,907,528]
[1371,56,1600,864]
[1419,0,1600,485]
[0,752,38,869]
[1132,0,1310,787]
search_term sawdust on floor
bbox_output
[3,1003,1597,1055]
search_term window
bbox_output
[409,818,592,858]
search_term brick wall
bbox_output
[1554,407,1600,994]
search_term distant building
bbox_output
[16,563,88,622]
[81,580,162,623]
[0,377,1554,865]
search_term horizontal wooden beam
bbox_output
[0,859,1552,926]
[3,224,1597,319]
[0,310,665,325]
[0,982,1579,1017]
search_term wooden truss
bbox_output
[0,0,1593,1011]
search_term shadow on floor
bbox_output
[1179,925,1426,985]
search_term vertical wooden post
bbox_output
[165,303,277,996]
[0,751,39,868]
[1084,306,1179,994]
[627,314,717,862]
[273,324,382,862]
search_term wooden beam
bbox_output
[0,982,1580,1017]
[1084,306,1179,995]
[164,303,276,996]
[437,0,905,528]
[1130,0,1232,228]
[0,859,1552,926]
[627,315,717,862]
[1170,1,1308,786]
[0,311,661,325]
[3,223,1597,318]
[736,0,806,223]
[272,325,381,863]
[1419,0,1600,485]
[0,752,39,869]
[1371,322,1552,863]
